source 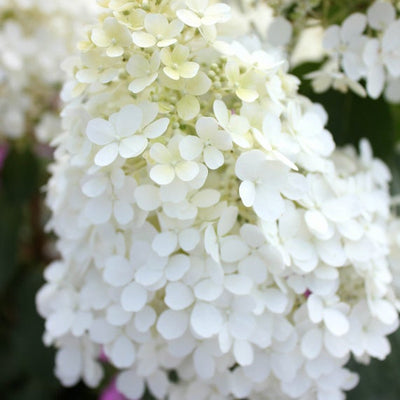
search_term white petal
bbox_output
[262,113,281,137]
[46,309,74,337]
[224,274,253,295]
[367,63,385,99]
[178,228,200,252]
[126,54,148,77]
[233,340,254,366]
[203,3,231,24]
[191,302,223,338]
[263,288,288,314]
[132,31,156,48]
[323,25,340,50]
[165,282,194,310]
[103,255,134,287]
[253,189,284,221]
[94,142,119,166]
[110,335,136,368]
[175,161,199,181]
[305,210,331,238]
[191,189,220,207]
[184,72,211,96]
[179,62,199,79]
[176,9,201,27]
[179,136,203,160]
[119,135,148,158]
[177,95,200,121]
[243,353,270,383]
[321,195,360,222]
[106,305,131,326]
[194,279,223,301]
[238,255,267,284]
[193,347,215,379]
[149,142,172,163]
[165,254,190,281]
[113,200,133,225]
[129,76,156,93]
[217,206,238,236]
[135,184,160,211]
[230,369,253,399]
[237,87,258,102]
[81,175,108,198]
[147,371,169,399]
[213,99,229,127]
[371,299,398,325]
[204,225,219,262]
[134,306,156,332]
[341,13,367,42]
[367,2,395,30]
[157,309,189,339]
[317,237,346,267]
[84,196,112,224]
[114,104,143,138]
[152,231,178,256]
[204,146,224,169]
[150,164,175,185]
[307,294,323,323]
[267,16,292,47]
[55,346,82,386]
[117,370,145,400]
[218,325,233,353]
[121,282,147,312]
[86,118,115,145]
[143,118,170,139]
[89,318,117,344]
[118,200,134,227]
[323,308,349,336]
[324,331,348,358]
[366,333,390,359]
[301,328,322,359]
[239,181,256,207]
[220,237,249,263]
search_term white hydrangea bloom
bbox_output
[0,0,96,141]
[309,1,400,102]
[37,1,400,399]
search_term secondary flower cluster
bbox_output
[36,1,400,399]
[309,1,400,102]
[0,0,95,142]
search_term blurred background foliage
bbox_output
[0,145,97,400]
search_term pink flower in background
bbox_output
[99,378,128,400]
[98,347,108,363]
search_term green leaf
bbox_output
[0,197,22,292]
[2,146,40,205]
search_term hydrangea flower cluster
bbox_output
[308,1,400,102]
[0,0,95,141]
[37,0,400,399]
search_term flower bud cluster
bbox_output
[309,1,400,102]
[0,0,95,141]
[37,1,400,399]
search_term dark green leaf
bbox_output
[2,146,40,205]
[0,197,22,292]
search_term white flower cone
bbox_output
[37,1,400,399]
